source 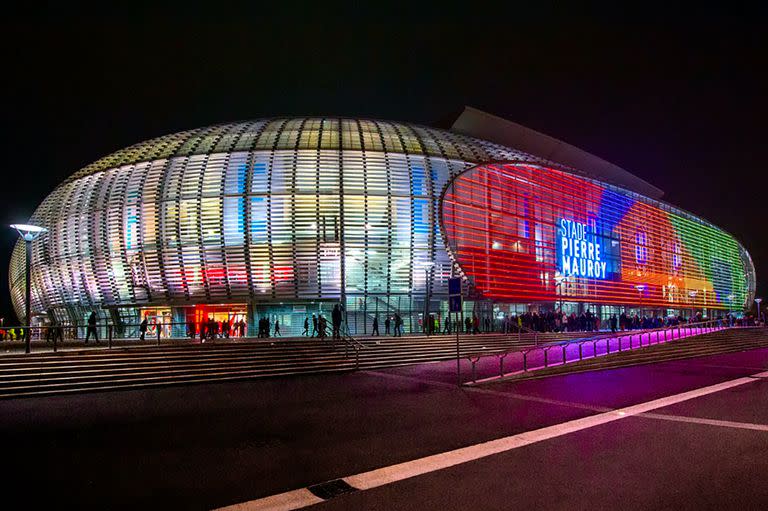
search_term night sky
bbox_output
[1,6,765,321]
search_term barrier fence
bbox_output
[0,320,290,353]
[462,319,755,385]
[0,318,367,356]
[0,319,757,371]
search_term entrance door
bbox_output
[139,307,172,338]
[191,304,248,338]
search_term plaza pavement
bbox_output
[0,341,767,510]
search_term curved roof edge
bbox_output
[450,106,665,199]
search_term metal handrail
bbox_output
[0,320,250,353]
[463,318,747,384]
[1,317,758,362]
[465,319,728,360]
[337,323,365,369]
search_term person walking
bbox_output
[139,316,148,341]
[85,311,98,343]
[221,319,229,339]
[372,316,379,336]
[331,304,342,340]
[318,315,327,340]
[393,313,402,337]
[311,314,318,337]
[303,317,309,336]
[384,316,391,335]
[274,318,281,337]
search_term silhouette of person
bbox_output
[85,311,98,343]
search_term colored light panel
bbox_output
[441,163,753,310]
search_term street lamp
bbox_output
[554,274,571,314]
[422,261,435,335]
[756,298,763,326]
[688,290,698,321]
[727,294,735,324]
[11,223,48,354]
[634,284,646,317]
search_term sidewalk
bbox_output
[0,336,271,356]
[0,330,545,356]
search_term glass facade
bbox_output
[9,118,536,333]
[8,118,756,334]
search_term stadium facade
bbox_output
[9,109,756,335]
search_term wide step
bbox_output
[2,329,763,398]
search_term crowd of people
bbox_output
[0,307,762,342]
[297,304,353,340]
[189,317,248,341]
[454,310,761,334]
[359,310,764,336]
[344,312,405,337]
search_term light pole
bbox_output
[422,261,435,335]
[689,290,698,321]
[635,284,646,318]
[727,294,735,324]
[555,275,571,315]
[756,298,763,326]
[11,223,48,354]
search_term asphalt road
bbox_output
[1,347,767,510]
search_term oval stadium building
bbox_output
[9,110,757,335]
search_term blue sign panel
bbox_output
[556,219,619,280]
[448,277,462,296]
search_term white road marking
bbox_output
[641,412,768,432]
[214,488,323,511]
[214,372,764,510]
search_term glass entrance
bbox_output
[139,307,172,338]
[190,304,248,338]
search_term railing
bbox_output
[337,323,365,369]
[0,320,253,354]
[462,319,749,385]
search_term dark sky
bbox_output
[1,6,766,321]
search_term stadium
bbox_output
[9,108,756,336]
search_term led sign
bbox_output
[557,219,608,279]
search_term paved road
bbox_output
[1,346,767,510]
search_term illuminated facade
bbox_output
[9,117,756,334]
[442,163,754,312]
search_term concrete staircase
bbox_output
[5,328,761,398]
[0,332,541,399]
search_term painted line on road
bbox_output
[640,412,768,432]
[213,372,763,511]
[215,488,323,511]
